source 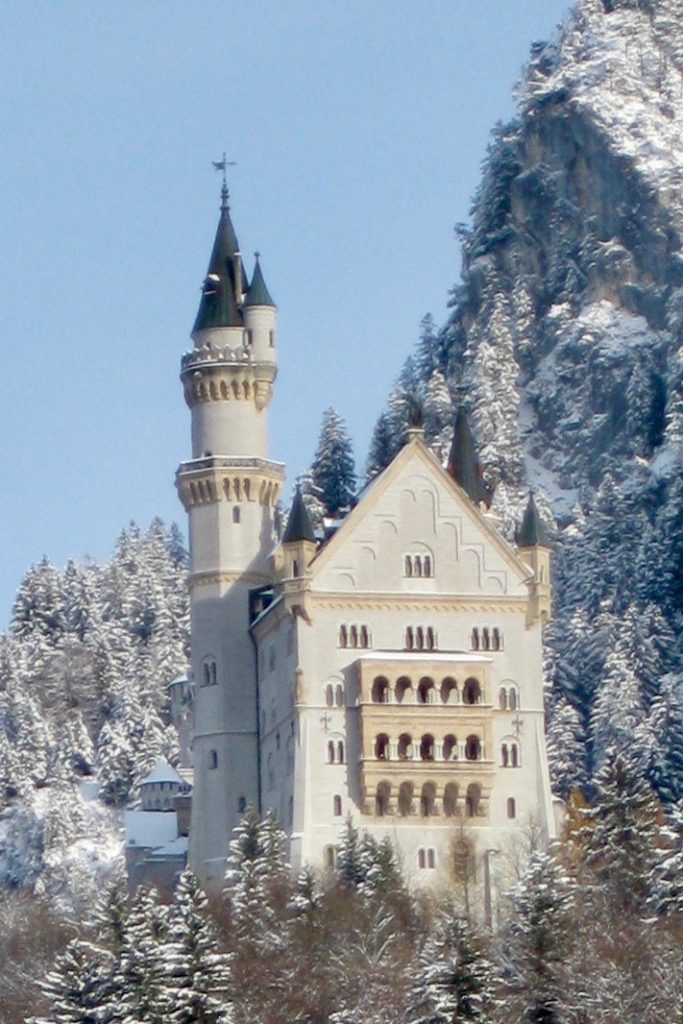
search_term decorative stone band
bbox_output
[188,569,271,590]
[181,359,277,411]
[176,457,284,511]
[311,593,528,613]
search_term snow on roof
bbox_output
[139,758,185,786]
[125,810,178,849]
[149,836,189,859]
[357,650,492,664]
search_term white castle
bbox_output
[176,185,558,895]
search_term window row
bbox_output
[405,626,437,651]
[325,683,345,707]
[374,732,484,762]
[244,329,275,348]
[327,740,346,764]
[417,848,436,870]
[374,781,484,818]
[339,625,371,649]
[371,674,483,706]
[471,627,503,651]
[404,554,434,578]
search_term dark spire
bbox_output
[192,186,247,333]
[447,408,492,508]
[243,252,275,308]
[516,491,552,548]
[283,487,316,545]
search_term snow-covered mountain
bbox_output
[374,0,683,800]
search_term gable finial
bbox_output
[212,152,236,211]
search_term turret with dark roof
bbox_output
[283,487,316,544]
[243,253,275,308]
[447,409,492,508]
[193,184,247,333]
[516,492,552,548]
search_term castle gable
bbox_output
[310,441,530,599]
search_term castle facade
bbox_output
[177,187,557,893]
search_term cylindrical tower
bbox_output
[177,184,283,888]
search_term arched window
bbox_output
[502,743,509,767]
[499,687,508,710]
[326,684,334,708]
[492,627,502,651]
[419,734,435,761]
[441,677,457,704]
[337,740,345,764]
[443,734,457,760]
[375,782,390,817]
[360,625,369,648]
[339,625,348,648]
[375,734,390,760]
[465,735,481,761]
[292,559,299,577]
[424,555,432,578]
[325,846,337,868]
[417,677,434,705]
[471,628,480,651]
[418,848,426,869]
[269,330,275,348]
[444,782,458,817]
[466,783,481,818]
[350,625,359,648]
[333,795,342,816]
[398,781,413,816]
[202,658,218,687]
[238,796,246,813]
[463,678,481,705]
[427,849,435,869]
[420,783,436,817]
[509,688,518,710]
[511,743,519,768]
[232,505,241,523]
[372,677,389,703]
[414,555,422,577]
[335,684,344,707]
[327,740,335,764]
[208,750,218,769]
[405,627,414,651]
[397,733,413,760]
[405,555,413,577]
[507,797,516,819]
[482,628,490,651]
[426,627,436,651]
[396,677,413,704]
[416,626,425,651]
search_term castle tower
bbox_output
[517,491,552,625]
[176,180,283,887]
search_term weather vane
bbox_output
[212,152,235,189]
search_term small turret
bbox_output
[242,253,277,404]
[447,409,492,508]
[516,492,552,625]
[282,487,316,578]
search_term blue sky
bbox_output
[0,0,573,623]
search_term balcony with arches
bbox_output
[361,777,492,822]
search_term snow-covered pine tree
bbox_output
[311,408,356,518]
[366,411,394,482]
[501,851,576,1024]
[408,902,498,1024]
[116,886,169,1024]
[33,939,116,1024]
[335,815,365,889]
[160,869,231,1024]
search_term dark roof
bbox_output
[283,488,316,544]
[243,254,275,307]
[192,196,247,332]
[447,409,492,508]
[516,493,552,548]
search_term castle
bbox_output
[176,183,558,893]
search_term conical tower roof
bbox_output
[447,409,492,507]
[283,487,316,544]
[243,253,275,307]
[516,492,551,548]
[193,187,247,332]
